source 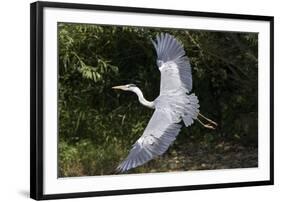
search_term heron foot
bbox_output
[203,124,215,130]
[209,120,218,127]
[197,117,217,130]
[198,113,218,128]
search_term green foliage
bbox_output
[59,139,126,176]
[58,23,258,177]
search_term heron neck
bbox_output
[133,88,155,109]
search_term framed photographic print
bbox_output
[30,1,274,200]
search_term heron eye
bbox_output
[128,84,136,88]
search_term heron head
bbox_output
[112,84,137,91]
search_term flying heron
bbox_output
[112,33,217,173]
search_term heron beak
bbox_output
[112,85,127,90]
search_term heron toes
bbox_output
[211,121,218,127]
[210,120,218,127]
[204,124,215,130]
[205,119,218,129]
[204,118,218,127]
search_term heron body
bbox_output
[112,33,216,173]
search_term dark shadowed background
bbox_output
[58,23,258,177]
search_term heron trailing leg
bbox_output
[198,113,218,127]
[196,113,217,129]
[197,118,215,129]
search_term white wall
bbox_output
[0,0,279,201]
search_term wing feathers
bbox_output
[159,33,184,62]
[151,33,193,92]
[182,94,199,127]
[116,109,182,173]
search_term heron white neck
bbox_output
[132,87,155,109]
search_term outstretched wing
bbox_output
[116,109,182,173]
[151,33,192,93]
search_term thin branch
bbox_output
[185,31,252,81]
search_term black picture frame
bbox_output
[30,1,274,200]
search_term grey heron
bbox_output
[112,33,217,173]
